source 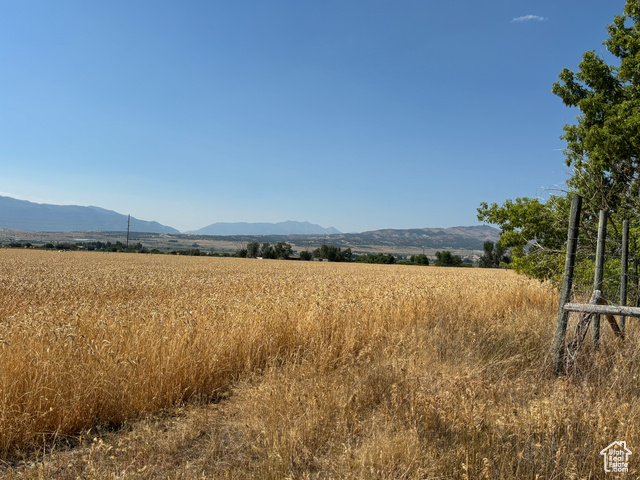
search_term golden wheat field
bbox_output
[1,249,640,479]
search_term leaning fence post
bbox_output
[620,219,629,336]
[553,195,582,375]
[592,210,607,349]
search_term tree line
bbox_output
[2,239,507,268]
[0,241,235,257]
[237,242,495,267]
[238,242,353,262]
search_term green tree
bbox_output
[355,253,397,264]
[313,245,352,262]
[259,242,276,259]
[299,250,313,261]
[246,242,260,258]
[434,251,463,267]
[552,0,640,218]
[477,196,571,280]
[409,254,429,266]
[478,241,511,268]
[479,1,640,282]
[273,241,293,260]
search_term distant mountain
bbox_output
[0,195,179,233]
[182,225,499,251]
[359,225,500,246]
[296,225,501,251]
[187,221,341,236]
[0,194,498,250]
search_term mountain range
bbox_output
[0,196,340,235]
[186,221,341,236]
[0,195,179,233]
[0,195,500,251]
[325,226,500,250]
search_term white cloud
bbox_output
[512,14,547,23]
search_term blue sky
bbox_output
[0,1,627,233]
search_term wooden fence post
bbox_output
[621,219,629,336]
[553,195,582,375]
[592,210,607,349]
[635,234,639,308]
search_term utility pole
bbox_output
[126,214,130,250]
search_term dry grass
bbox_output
[0,250,638,479]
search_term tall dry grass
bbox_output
[1,249,638,478]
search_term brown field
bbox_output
[0,250,638,479]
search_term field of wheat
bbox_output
[1,249,639,478]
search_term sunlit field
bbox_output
[1,249,639,479]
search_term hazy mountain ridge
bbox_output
[0,195,499,250]
[180,226,500,251]
[187,221,341,236]
[0,196,179,233]
[311,225,500,251]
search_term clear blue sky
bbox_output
[0,1,627,233]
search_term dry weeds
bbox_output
[0,250,637,479]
